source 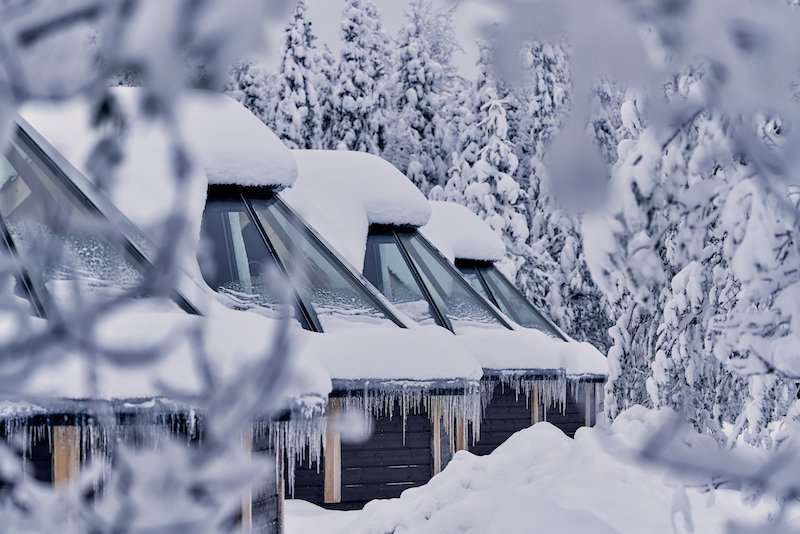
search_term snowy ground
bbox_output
[285,407,800,534]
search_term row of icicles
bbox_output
[0,377,603,495]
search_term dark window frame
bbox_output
[365,225,512,333]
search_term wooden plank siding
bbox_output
[287,401,435,510]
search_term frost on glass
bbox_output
[0,141,145,308]
[199,200,287,319]
[251,197,397,331]
[363,237,438,325]
[400,233,506,333]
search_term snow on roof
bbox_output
[421,201,506,263]
[19,88,295,232]
[176,91,296,188]
[455,328,606,378]
[15,300,331,412]
[281,150,431,270]
[298,325,483,385]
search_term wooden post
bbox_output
[584,385,593,428]
[454,415,467,452]
[52,426,80,489]
[324,401,342,504]
[431,403,442,475]
[276,442,285,534]
[531,387,540,425]
[241,426,252,533]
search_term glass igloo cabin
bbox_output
[285,150,607,456]
[12,89,333,532]
[145,94,482,508]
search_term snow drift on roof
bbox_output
[298,325,482,384]
[16,300,331,411]
[281,150,431,270]
[421,201,506,263]
[455,328,606,378]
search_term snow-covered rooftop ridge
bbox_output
[13,300,331,412]
[19,87,296,191]
[175,90,296,188]
[299,325,483,384]
[421,201,506,263]
[455,328,607,378]
[281,150,431,270]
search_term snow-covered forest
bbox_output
[0,0,799,532]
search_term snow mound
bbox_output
[345,408,784,534]
[421,201,505,263]
[298,325,482,384]
[282,150,431,269]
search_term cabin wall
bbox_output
[288,401,434,510]
[469,381,598,456]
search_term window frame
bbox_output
[365,225,513,333]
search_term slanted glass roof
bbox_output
[199,187,403,332]
[456,261,565,340]
[364,227,511,334]
[0,129,180,316]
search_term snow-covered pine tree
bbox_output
[588,77,626,165]
[431,41,499,204]
[384,0,456,194]
[273,0,322,149]
[465,99,529,279]
[315,44,337,146]
[224,58,273,124]
[513,41,613,350]
[329,0,391,153]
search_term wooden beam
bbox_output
[324,401,341,503]
[584,386,593,427]
[431,403,442,475]
[52,426,80,489]
[275,441,285,534]
[454,415,466,452]
[531,387,540,425]
[241,426,252,533]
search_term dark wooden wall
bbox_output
[468,383,591,456]
[288,405,434,510]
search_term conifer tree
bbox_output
[273,0,322,149]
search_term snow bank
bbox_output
[342,407,786,534]
[281,150,431,270]
[17,299,331,413]
[298,325,482,384]
[420,201,505,263]
[457,328,606,378]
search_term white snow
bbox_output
[298,325,482,384]
[311,407,792,534]
[281,150,431,270]
[456,325,606,378]
[17,299,331,411]
[420,201,506,263]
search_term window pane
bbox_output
[458,265,491,300]
[199,198,287,318]
[480,265,564,339]
[399,233,507,333]
[251,197,397,331]
[364,233,439,326]
[0,138,146,309]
